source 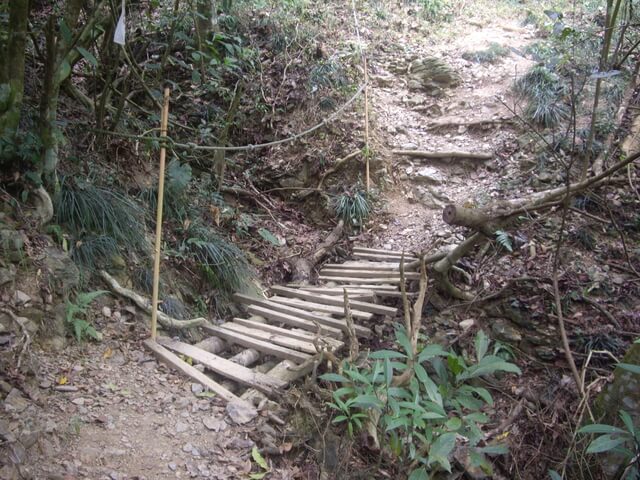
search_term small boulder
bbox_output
[43,248,79,294]
[491,318,522,343]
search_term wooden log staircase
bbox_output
[144,246,419,407]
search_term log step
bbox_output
[323,262,418,271]
[320,268,421,280]
[204,325,310,363]
[156,337,286,395]
[318,275,406,285]
[233,294,345,338]
[269,295,374,320]
[232,318,343,349]
[352,252,416,262]
[247,304,371,338]
[270,286,397,316]
[220,322,318,354]
[143,339,241,403]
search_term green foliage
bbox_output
[250,445,270,479]
[140,158,193,221]
[462,43,510,64]
[495,230,513,253]
[65,290,108,342]
[69,235,119,273]
[577,410,640,480]
[331,189,371,229]
[310,59,348,91]
[184,226,252,294]
[419,0,451,22]
[55,178,148,253]
[322,330,520,476]
[513,65,568,127]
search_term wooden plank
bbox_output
[299,288,375,301]
[319,275,406,285]
[233,318,344,349]
[270,295,374,320]
[320,268,421,280]
[353,246,417,257]
[270,286,397,316]
[324,262,417,271]
[234,294,344,338]
[247,304,371,338]
[143,339,241,403]
[220,322,318,354]
[289,283,398,291]
[156,337,286,395]
[352,252,416,262]
[204,325,310,363]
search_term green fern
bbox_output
[65,290,109,342]
[495,230,513,253]
[331,190,371,229]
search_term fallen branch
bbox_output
[291,220,345,283]
[1,308,31,370]
[425,117,515,131]
[100,270,207,329]
[317,150,361,191]
[392,150,493,161]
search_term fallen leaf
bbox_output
[103,347,113,359]
[58,376,68,385]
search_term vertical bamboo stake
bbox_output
[364,55,370,193]
[150,87,171,340]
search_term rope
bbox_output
[91,83,366,152]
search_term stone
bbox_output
[491,318,522,343]
[191,383,204,395]
[459,319,476,331]
[534,346,556,360]
[0,229,27,262]
[175,421,189,433]
[13,290,31,305]
[226,400,258,425]
[102,307,112,318]
[19,306,45,326]
[203,417,227,432]
[0,265,16,286]
[43,248,80,294]
[4,388,30,413]
[168,462,177,471]
[407,57,461,96]
[412,166,445,185]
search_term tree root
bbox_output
[392,149,492,161]
[100,270,207,329]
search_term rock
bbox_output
[102,307,112,318]
[168,462,177,471]
[175,421,189,433]
[203,417,227,432]
[71,397,85,406]
[13,290,31,305]
[226,400,258,425]
[459,319,476,331]
[42,335,66,351]
[412,166,445,185]
[534,346,556,360]
[491,318,522,343]
[15,316,38,336]
[0,265,16,286]
[400,142,418,150]
[18,307,45,326]
[407,57,461,96]
[4,388,30,413]
[43,248,80,294]
[373,75,394,87]
[191,383,204,395]
[0,229,27,262]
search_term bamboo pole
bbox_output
[150,87,171,340]
[364,55,370,192]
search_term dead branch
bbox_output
[425,117,516,131]
[100,270,207,329]
[317,150,361,191]
[291,220,345,283]
[343,289,359,363]
[392,150,493,161]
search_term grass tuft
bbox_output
[462,42,510,64]
[514,65,568,127]
[70,235,119,273]
[331,189,371,229]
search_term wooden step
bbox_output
[290,283,398,291]
[271,286,397,316]
[353,246,418,257]
[157,337,286,395]
[246,304,371,338]
[318,275,405,285]
[204,325,310,363]
[269,295,374,320]
[324,262,417,271]
[143,339,241,403]
[220,322,318,354]
[232,318,343,349]
[298,287,376,301]
[233,294,344,338]
[352,252,416,262]
[320,268,421,280]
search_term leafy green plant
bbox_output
[250,446,270,479]
[577,410,640,480]
[495,230,513,253]
[69,235,119,273]
[331,189,371,229]
[65,290,109,342]
[321,330,520,477]
[514,65,568,127]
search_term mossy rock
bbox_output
[407,57,461,95]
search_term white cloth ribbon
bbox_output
[113,0,126,45]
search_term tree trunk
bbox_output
[0,0,29,142]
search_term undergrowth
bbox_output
[462,42,510,63]
[331,188,371,230]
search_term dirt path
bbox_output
[368,14,536,251]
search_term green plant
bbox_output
[331,189,371,229]
[65,290,109,342]
[514,65,568,127]
[184,226,252,293]
[576,410,639,479]
[495,230,513,253]
[55,178,148,253]
[69,235,119,273]
[322,330,520,477]
[462,43,510,63]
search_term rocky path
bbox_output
[368,15,537,251]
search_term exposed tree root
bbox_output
[291,220,345,283]
[392,149,492,161]
[100,270,207,329]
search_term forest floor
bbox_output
[2,3,638,480]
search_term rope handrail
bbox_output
[90,83,366,153]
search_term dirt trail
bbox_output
[369,16,536,252]
[1,9,545,480]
